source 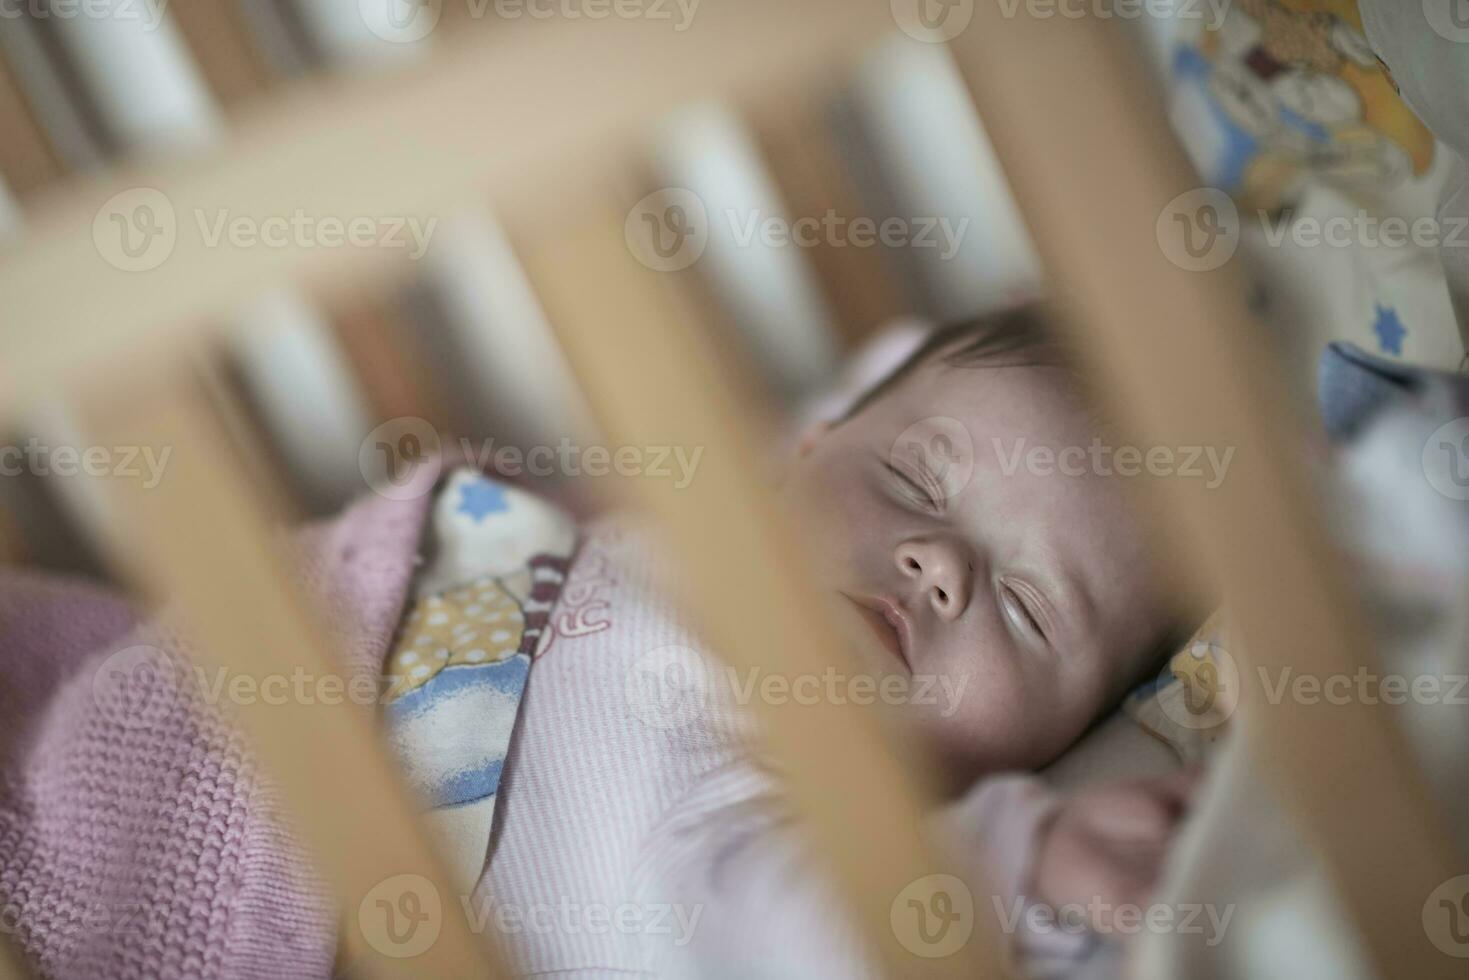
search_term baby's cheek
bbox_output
[914,657,1037,768]
[794,456,867,551]
[781,476,854,587]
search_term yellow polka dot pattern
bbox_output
[385,576,528,699]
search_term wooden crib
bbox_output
[0,2,1459,977]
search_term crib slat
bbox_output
[166,0,274,110]
[326,290,458,437]
[747,83,909,345]
[0,505,25,566]
[0,937,32,980]
[0,0,897,426]
[189,340,296,519]
[76,369,506,980]
[518,186,1004,980]
[949,10,1461,978]
[0,51,63,200]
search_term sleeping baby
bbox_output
[784,307,1176,776]
[0,305,1200,979]
[400,304,1201,977]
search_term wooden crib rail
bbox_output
[0,3,1460,979]
[949,8,1463,979]
[0,5,992,979]
[519,184,1002,978]
[0,0,896,420]
[74,368,505,978]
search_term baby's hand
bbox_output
[1030,768,1200,933]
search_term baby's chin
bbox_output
[815,594,1058,777]
[912,680,1086,780]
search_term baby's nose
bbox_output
[894,539,972,621]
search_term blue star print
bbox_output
[457,479,509,523]
[1373,305,1407,356]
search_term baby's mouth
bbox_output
[841,593,912,671]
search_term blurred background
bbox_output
[1,0,1462,579]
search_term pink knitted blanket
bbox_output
[0,485,436,979]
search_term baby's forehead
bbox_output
[885,355,1094,436]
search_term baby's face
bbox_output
[781,354,1168,775]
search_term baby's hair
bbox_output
[839,304,1068,423]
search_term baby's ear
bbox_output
[794,421,832,458]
